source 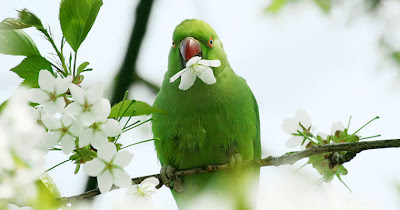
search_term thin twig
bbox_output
[60,139,400,204]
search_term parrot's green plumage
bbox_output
[152,19,261,208]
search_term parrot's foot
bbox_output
[160,165,184,192]
[229,153,243,170]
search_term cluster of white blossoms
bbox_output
[282,110,346,148]
[27,70,137,193]
[170,56,221,91]
[28,70,122,154]
[0,69,161,209]
[0,88,46,206]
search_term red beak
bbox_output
[179,37,201,62]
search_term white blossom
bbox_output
[64,84,110,126]
[170,56,221,90]
[29,106,48,132]
[79,119,121,149]
[282,110,315,148]
[331,121,346,135]
[0,88,45,206]
[83,143,133,193]
[127,177,159,199]
[28,70,72,114]
[42,114,82,154]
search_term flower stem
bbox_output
[40,28,68,76]
[347,115,352,130]
[122,120,141,131]
[352,116,379,135]
[120,138,158,149]
[117,91,129,122]
[123,118,152,133]
[46,159,70,172]
[359,134,381,140]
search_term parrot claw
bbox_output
[160,165,185,192]
[229,153,243,170]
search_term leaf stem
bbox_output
[73,51,78,77]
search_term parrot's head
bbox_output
[168,19,228,78]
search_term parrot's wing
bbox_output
[253,95,261,160]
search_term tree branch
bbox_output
[61,139,400,204]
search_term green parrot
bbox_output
[152,19,261,208]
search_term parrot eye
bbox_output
[208,38,214,48]
[172,40,176,48]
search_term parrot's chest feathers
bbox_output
[161,84,255,167]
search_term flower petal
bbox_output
[91,99,111,121]
[178,69,196,91]
[64,102,83,116]
[27,89,48,103]
[285,136,303,148]
[44,132,60,147]
[60,135,75,155]
[86,84,103,104]
[295,110,312,128]
[140,177,159,189]
[113,150,133,167]
[113,168,132,188]
[38,70,56,92]
[69,121,83,137]
[100,119,122,137]
[60,114,74,127]
[281,118,299,134]
[170,68,188,83]
[331,121,345,135]
[83,158,105,177]
[42,116,61,130]
[55,76,72,95]
[97,142,117,162]
[69,84,85,104]
[198,59,221,67]
[55,97,66,112]
[41,100,58,114]
[98,170,113,193]
[80,111,96,126]
[186,56,201,67]
[90,132,108,149]
[197,66,216,85]
[78,128,92,148]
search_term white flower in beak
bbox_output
[170,56,221,91]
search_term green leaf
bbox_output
[0,9,43,30]
[392,51,400,65]
[11,56,53,88]
[17,9,44,29]
[59,0,103,52]
[0,29,40,56]
[77,61,89,75]
[0,100,8,114]
[314,0,331,13]
[265,0,292,14]
[34,174,62,209]
[0,18,30,30]
[109,100,167,118]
